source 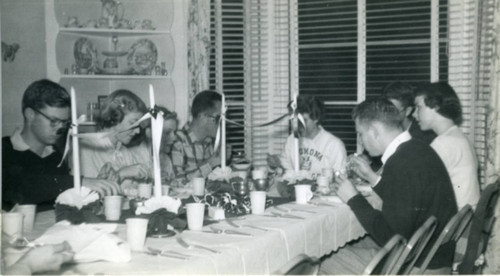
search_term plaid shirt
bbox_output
[171,124,215,182]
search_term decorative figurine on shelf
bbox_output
[127,39,158,75]
[73,37,98,74]
[100,0,124,28]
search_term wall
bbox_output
[1,0,47,135]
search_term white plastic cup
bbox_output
[104,195,123,221]
[186,203,205,230]
[2,212,24,238]
[138,184,152,199]
[252,169,266,180]
[316,176,330,195]
[14,205,36,233]
[250,191,267,215]
[321,168,334,182]
[161,185,170,196]
[295,185,314,204]
[192,178,205,196]
[126,218,149,251]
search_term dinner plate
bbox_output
[127,39,158,75]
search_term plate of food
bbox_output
[127,39,157,75]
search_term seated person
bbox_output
[382,81,437,144]
[171,90,226,183]
[413,82,480,210]
[129,105,178,185]
[320,99,457,275]
[267,95,347,176]
[2,79,120,212]
[78,89,151,191]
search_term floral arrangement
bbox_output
[200,192,273,217]
[206,167,235,193]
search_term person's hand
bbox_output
[350,156,379,185]
[332,173,359,203]
[7,242,74,274]
[119,163,151,182]
[208,154,221,168]
[97,163,120,183]
[267,154,281,169]
[82,178,121,197]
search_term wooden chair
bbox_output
[274,254,320,275]
[362,234,406,275]
[415,204,473,274]
[457,181,500,274]
[390,216,438,275]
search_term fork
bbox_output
[209,226,253,237]
[226,219,269,232]
[147,247,191,258]
[176,236,220,254]
[145,249,188,260]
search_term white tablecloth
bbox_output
[25,198,366,275]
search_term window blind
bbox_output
[209,0,246,155]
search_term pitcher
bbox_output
[101,0,124,28]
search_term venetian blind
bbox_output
[245,0,292,166]
[296,0,448,154]
[448,0,494,184]
[209,0,246,154]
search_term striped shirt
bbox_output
[171,124,215,182]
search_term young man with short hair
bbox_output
[320,99,457,274]
[2,79,120,211]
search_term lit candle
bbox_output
[149,84,162,198]
[221,93,226,169]
[70,87,81,190]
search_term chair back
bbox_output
[390,216,437,275]
[458,181,500,274]
[274,254,320,275]
[362,234,406,275]
[416,204,473,274]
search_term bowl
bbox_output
[253,178,269,191]
[233,163,251,171]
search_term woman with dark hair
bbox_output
[413,82,480,210]
[78,89,151,190]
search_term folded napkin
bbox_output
[55,187,100,209]
[55,187,102,224]
[135,195,181,215]
[208,167,233,182]
[35,221,131,263]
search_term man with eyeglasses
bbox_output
[2,79,121,212]
[171,90,229,184]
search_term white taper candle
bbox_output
[70,87,81,190]
[221,93,226,169]
[149,84,162,198]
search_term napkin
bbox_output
[54,187,102,224]
[35,221,131,263]
[208,167,233,182]
[134,195,181,215]
[55,187,100,210]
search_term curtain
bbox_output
[484,1,500,273]
[187,0,211,111]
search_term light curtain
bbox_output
[484,1,500,274]
[187,0,211,108]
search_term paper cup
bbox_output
[104,196,123,221]
[2,212,24,238]
[322,168,334,181]
[14,205,36,234]
[250,191,267,215]
[138,184,152,199]
[252,169,266,180]
[186,203,205,230]
[295,185,313,204]
[316,176,330,195]
[192,178,205,196]
[126,218,149,251]
[161,185,170,196]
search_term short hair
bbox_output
[98,89,147,129]
[352,98,404,129]
[381,81,417,110]
[156,105,178,121]
[22,79,70,113]
[414,82,463,125]
[295,95,325,125]
[191,90,222,118]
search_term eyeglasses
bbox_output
[30,107,71,128]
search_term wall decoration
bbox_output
[1,41,20,62]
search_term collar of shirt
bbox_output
[441,125,458,136]
[10,127,55,158]
[381,130,411,164]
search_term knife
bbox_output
[269,211,305,220]
[210,226,253,237]
[290,208,316,213]
[274,206,289,212]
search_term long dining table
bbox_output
[21,196,366,275]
